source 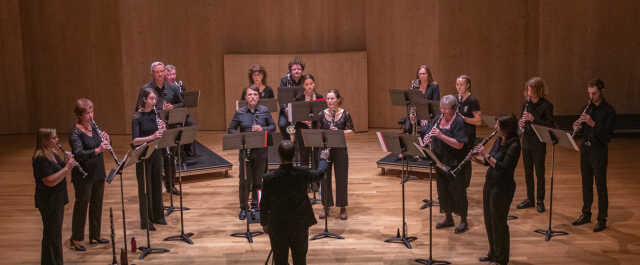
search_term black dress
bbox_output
[33,153,68,265]
[317,108,354,208]
[132,111,165,228]
[69,125,107,242]
[482,136,520,265]
[457,95,481,209]
[421,115,468,216]
[520,98,554,204]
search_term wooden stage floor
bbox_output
[1,130,639,264]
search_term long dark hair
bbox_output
[497,115,518,141]
[141,88,156,110]
[416,65,434,85]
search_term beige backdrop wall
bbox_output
[223,52,368,132]
[2,0,638,134]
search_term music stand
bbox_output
[162,111,189,215]
[182,91,199,108]
[302,129,346,241]
[532,125,578,241]
[236,99,279,113]
[223,131,271,243]
[277,86,304,106]
[377,131,418,249]
[412,143,451,265]
[134,141,170,259]
[164,126,197,244]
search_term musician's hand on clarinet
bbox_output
[581,113,595,127]
[97,141,110,153]
[152,130,164,140]
[518,118,526,129]
[64,154,78,171]
[420,120,428,126]
[320,148,330,160]
[431,127,442,139]
[163,103,174,111]
[472,144,485,156]
[252,124,263,132]
[303,121,312,128]
[101,131,110,142]
[523,112,534,122]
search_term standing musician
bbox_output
[241,64,275,100]
[68,99,111,251]
[294,74,324,168]
[136,61,184,195]
[228,87,276,220]
[571,78,616,232]
[278,57,305,140]
[261,141,329,265]
[400,65,440,133]
[420,95,469,233]
[516,77,554,213]
[317,89,353,220]
[472,115,520,265]
[132,88,167,230]
[165,64,197,157]
[33,128,77,265]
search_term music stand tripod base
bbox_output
[415,258,451,265]
[231,231,264,243]
[385,228,417,249]
[534,229,568,241]
[138,246,169,260]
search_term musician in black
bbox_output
[132,88,167,230]
[278,57,305,140]
[317,89,354,220]
[294,74,324,168]
[228,87,276,220]
[452,75,482,233]
[241,64,274,100]
[516,77,554,213]
[420,95,468,232]
[571,78,616,232]
[136,61,184,195]
[33,128,76,265]
[68,99,111,251]
[472,115,520,265]
[260,140,329,265]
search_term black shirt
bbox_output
[458,94,481,147]
[241,86,275,100]
[421,115,468,167]
[317,108,354,131]
[69,124,106,181]
[485,137,521,186]
[410,81,440,101]
[228,105,276,134]
[135,80,184,112]
[577,99,616,148]
[33,154,68,209]
[260,159,328,228]
[521,97,554,148]
[132,111,160,139]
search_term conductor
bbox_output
[260,140,329,265]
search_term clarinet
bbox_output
[519,99,531,134]
[56,143,88,178]
[422,114,443,148]
[409,79,420,90]
[449,128,498,176]
[571,100,593,137]
[92,119,121,165]
[109,208,117,265]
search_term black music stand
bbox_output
[288,100,327,166]
[302,129,346,241]
[162,110,190,216]
[413,143,451,265]
[164,126,197,245]
[277,86,304,106]
[223,131,271,243]
[135,141,170,259]
[182,91,200,108]
[236,99,279,113]
[532,125,578,241]
[377,131,418,249]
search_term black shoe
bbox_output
[436,217,454,229]
[536,202,546,213]
[89,238,110,244]
[153,218,167,225]
[571,214,591,226]
[517,199,534,209]
[594,220,607,232]
[238,209,247,220]
[479,256,493,262]
[454,221,468,234]
[70,240,86,251]
[141,223,156,231]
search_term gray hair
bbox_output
[150,61,165,73]
[440,94,458,110]
[165,64,176,71]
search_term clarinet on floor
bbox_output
[56,143,88,178]
[109,208,118,265]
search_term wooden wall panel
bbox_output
[224,52,368,132]
[0,0,30,134]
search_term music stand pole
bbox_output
[165,127,196,244]
[415,163,450,265]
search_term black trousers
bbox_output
[436,163,471,217]
[322,148,348,207]
[239,148,267,210]
[278,111,291,140]
[39,204,64,265]
[163,149,176,191]
[71,176,105,241]
[483,180,515,265]
[136,150,165,227]
[580,145,609,221]
[269,224,309,265]
[522,143,546,202]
